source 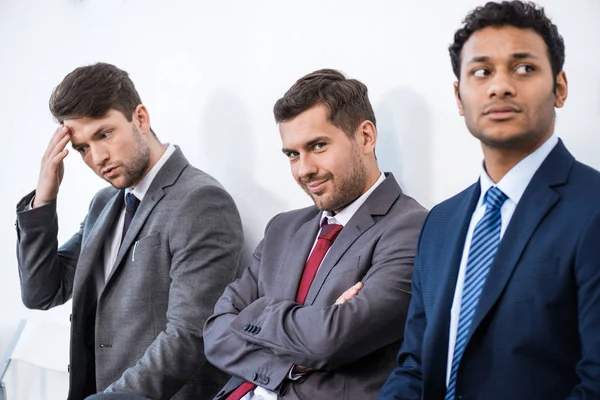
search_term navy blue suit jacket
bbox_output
[379,140,600,399]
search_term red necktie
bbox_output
[226,219,343,400]
[296,219,343,304]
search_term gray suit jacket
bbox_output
[15,147,244,400]
[203,173,427,399]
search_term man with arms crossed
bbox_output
[379,1,600,399]
[203,69,427,400]
[15,63,243,399]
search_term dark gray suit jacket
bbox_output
[204,173,427,399]
[16,147,244,400]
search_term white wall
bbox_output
[0,0,598,398]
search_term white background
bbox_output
[0,0,598,398]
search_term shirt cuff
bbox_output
[288,365,306,381]
[25,196,35,211]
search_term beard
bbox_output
[107,125,151,189]
[302,144,368,212]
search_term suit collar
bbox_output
[128,143,177,202]
[478,134,559,206]
[303,173,402,304]
[319,172,386,226]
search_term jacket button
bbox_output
[69,314,72,322]
[255,326,261,334]
[243,324,251,332]
[253,373,259,381]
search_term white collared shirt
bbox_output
[102,144,176,282]
[246,172,385,400]
[446,135,558,384]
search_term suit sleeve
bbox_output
[566,207,600,398]
[229,206,427,371]
[105,185,244,399]
[377,216,431,399]
[203,214,296,394]
[15,190,82,309]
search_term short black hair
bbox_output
[449,1,565,86]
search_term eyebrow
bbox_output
[282,136,329,154]
[466,52,539,65]
[511,52,538,60]
[70,125,112,149]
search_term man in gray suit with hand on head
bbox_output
[15,62,243,400]
[203,69,427,400]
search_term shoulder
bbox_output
[568,160,600,192]
[89,186,119,210]
[169,166,239,207]
[262,205,319,235]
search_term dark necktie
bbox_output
[226,219,343,400]
[122,192,140,243]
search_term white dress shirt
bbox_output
[246,173,385,400]
[446,135,558,384]
[102,144,176,282]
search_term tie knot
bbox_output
[319,220,343,241]
[125,193,140,213]
[484,186,507,210]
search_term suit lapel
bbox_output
[466,141,572,343]
[103,147,189,287]
[281,213,322,299]
[424,183,480,392]
[304,210,376,305]
[304,174,400,305]
[73,189,123,316]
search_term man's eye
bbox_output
[77,146,88,154]
[473,68,490,78]
[314,143,325,150]
[101,131,112,139]
[515,65,535,75]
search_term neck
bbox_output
[366,169,382,190]
[132,141,167,188]
[481,132,551,183]
[147,141,168,170]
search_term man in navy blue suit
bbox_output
[379,1,600,399]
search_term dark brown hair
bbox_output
[49,62,144,124]
[274,69,376,137]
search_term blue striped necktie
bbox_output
[445,186,508,400]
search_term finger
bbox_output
[49,148,69,170]
[335,293,347,305]
[48,131,71,160]
[44,126,69,159]
[339,289,357,303]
